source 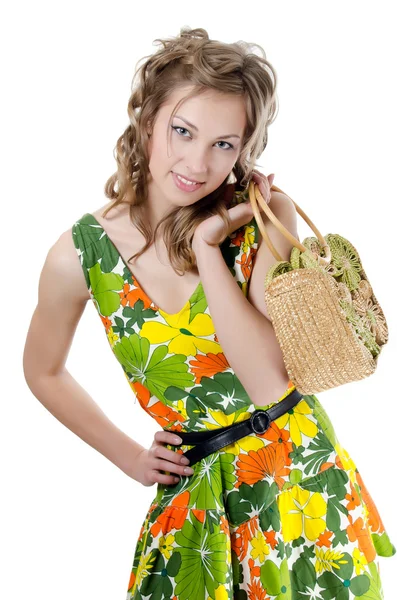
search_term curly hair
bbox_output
[101,26,278,275]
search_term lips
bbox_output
[172,172,204,184]
[172,172,204,192]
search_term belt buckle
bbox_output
[250,409,270,434]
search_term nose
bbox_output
[185,144,209,180]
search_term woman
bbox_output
[23,26,395,599]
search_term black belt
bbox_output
[172,388,303,466]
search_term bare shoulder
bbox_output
[42,227,91,303]
[23,227,92,383]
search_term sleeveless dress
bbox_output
[71,203,395,600]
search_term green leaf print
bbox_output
[326,497,342,532]
[371,531,396,557]
[291,557,316,597]
[290,444,306,466]
[301,431,335,476]
[318,554,370,599]
[174,512,228,600]
[350,575,372,596]
[359,561,384,600]
[112,333,194,403]
[188,283,208,321]
[167,547,182,577]
[260,559,291,599]
[220,237,240,278]
[113,331,150,375]
[187,455,224,511]
[72,216,105,288]
[259,499,281,532]
[300,545,315,560]
[145,345,195,402]
[218,452,238,492]
[325,467,349,500]
[199,372,252,414]
[226,490,252,526]
[231,551,244,587]
[312,399,338,447]
[139,548,175,599]
[122,300,158,331]
[226,479,279,527]
[96,231,123,272]
[332,528,349,548]
[88,262,124,316]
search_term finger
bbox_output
[153,457,194,477]
[256,177,272,203]
[154,430,184,446]
[149,470,181,485]
[153,442,190,466]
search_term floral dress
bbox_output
[71,201,395,600]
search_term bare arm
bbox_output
[193,191,299,406]
[22,228,145,478]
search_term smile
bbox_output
[172,172,204,192]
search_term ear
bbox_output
[146,120,153,138]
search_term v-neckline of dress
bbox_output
[85,213,203,318]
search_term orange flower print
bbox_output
[236,443,292,490]
[119,283,153,309]
[347,515,376,563]
[236,250,254,280]
[247,577,271,600]
[150,491,191,538]
[356,471,385,535]
[248,557,261,579]
[231,518,259,561]
[345,481,361,512]
[262,421,293,449]
[264,530,278,550]
[316,530,333,548]
[99,314,112,332]
[189,352,230,384]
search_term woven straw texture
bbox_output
[264,233,389,394]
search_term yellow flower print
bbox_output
[250,530,270,562]
[278,486,327,542]
[242,224,255,254]
[133,550,155,591]
[276,400,318,446]
[208,584,229,600]
[107,326,119,348]
[173,399,188,421]
[315,547,348,574]
[335,443,357,473]
[140,308,221,357]
[352,547,368,575]
[206,410,265,454]
[158,534,175,560]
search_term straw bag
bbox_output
[246,180,389,394]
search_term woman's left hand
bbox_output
[192,171,275,249]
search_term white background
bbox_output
[2,1,396,598]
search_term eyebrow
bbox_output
[174,114,241,139]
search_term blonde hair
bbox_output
[102,26,278,274]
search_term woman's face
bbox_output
[146,86,247,210]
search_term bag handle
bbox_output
[248,180,332,267]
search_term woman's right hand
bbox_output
[132,431,195,487]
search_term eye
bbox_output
[171,126,191,138]
[215,141,234,150]
[171,125,234,150]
